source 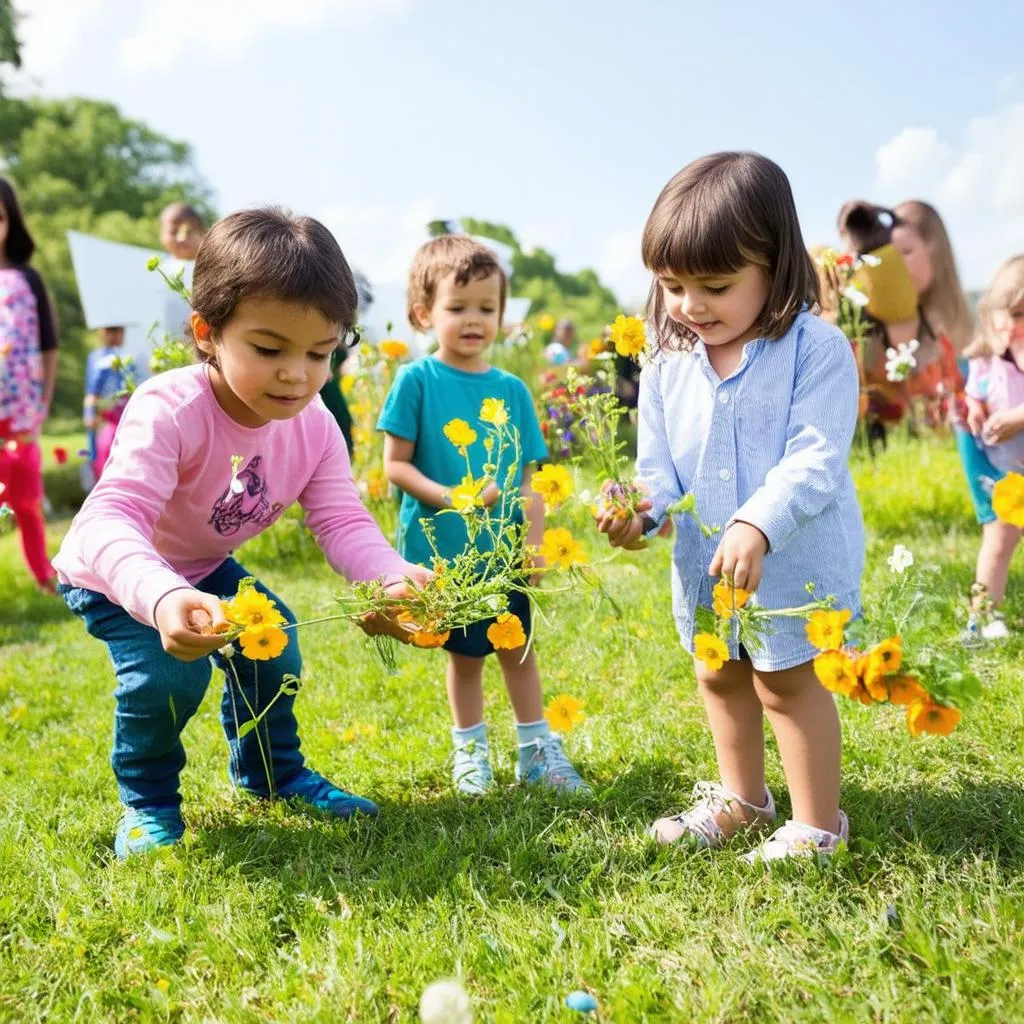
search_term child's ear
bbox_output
[191,312,214,355]
[411,302,432,332]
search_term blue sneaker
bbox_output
[516,734,590,795]
[276,768,378,820]
[114,805,185,860]
[452,737,495,796]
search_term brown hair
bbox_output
[963,254,1024,359]
[407,235,506,331]
[190,208,358,360]
[641,152,819,351]
[893,200,972,353]
[159,201,205,228]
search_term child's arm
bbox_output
[383,433,499,509]
[965,396,988,437]
[982,403,1024,445]
[732,327,859,556]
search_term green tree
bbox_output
[0,93,213,418]
[0,0,20,69]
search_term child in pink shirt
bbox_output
[959,254,1024,641]
[54,208,430,858]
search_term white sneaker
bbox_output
[981,614,1009,641]
[744,811,849,864]
[650,781,776,848]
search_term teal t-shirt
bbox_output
[377,358,548,567]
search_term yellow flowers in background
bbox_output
[531,463,573,512]
[486,612,527,650]
[443,418,478,451]
[544,694,586,733]
[379,339,410,360]
[539,528,587,569]
[536,313,556,332]
[609,314,646,359]
[992,472,1024,527]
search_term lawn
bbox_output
[1,436,1022,1022]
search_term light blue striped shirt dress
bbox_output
[636,310,865,671]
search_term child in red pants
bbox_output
[0,429,54,588]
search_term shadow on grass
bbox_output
[0,583,71,644]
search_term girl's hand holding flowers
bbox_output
[982,407,1024,445]
[358,566,436,644]
[155,589,231,661]
[596,498,653,551]
[708,522,769,592]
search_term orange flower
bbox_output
[907,699,961,737]
[238,625,289,661]
[813,650,858,697]
[487,612,526,650]
[887,675,928,707]
[864,636,902,684]
[379,338,410,359]
[694,633,729,672]
[712,579,751,620]
[397,611,450,649]
[805,609,852,651]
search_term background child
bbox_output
[0,176,60,592]
[54,208,430,859]
[83,324,132,482]
[600,152,864,862]
[158,201,207,343]
[959,254,1024,641]
[378,236,588,796]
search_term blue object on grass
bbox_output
[565,990,598,1013]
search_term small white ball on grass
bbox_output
[419,979,473,1024]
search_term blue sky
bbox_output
[12,0,1024,302]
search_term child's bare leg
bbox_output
[753,662,841,833]
[696,658,766,805]
[974,520,1022,606]
[447,652,485,727]
[495,646,544,723]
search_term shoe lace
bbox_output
[529,734,578,781]
[670,781,733,845]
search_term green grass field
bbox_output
[1,437,1022,1022]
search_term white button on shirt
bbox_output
[636,311,865,671]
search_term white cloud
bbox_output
[13,0,111,80]
[118,0,411,74]
[873,103,1024,288]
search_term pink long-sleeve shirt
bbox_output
[54,364,410,626]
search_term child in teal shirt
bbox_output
[378,236,589,796]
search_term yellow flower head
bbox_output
[805,608,852,651]
[609,314,646,359]
[225,589,286,632]
[865,636,903,684]
[537,312,556,332]
[887,675,928,707]
[588,336,608,359]
[544,693,586,734]
[531,463,573,512]
[486,612,527,650]
[239,625,289,661]
[450,474,487,513]
[992,472,1024,527]
[397,611,450,648]
[813,650,859,697]
[693,632,729,672]
[540,527,587,569]
[443,418,478,451]
[479,397,509,426]
[340,374,355,396]
[379,338,410,360]
[712,579,751,620]
[907,699,961,737]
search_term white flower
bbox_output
[419,979,473,1024]
[887,544,914,574]
[484,594,504,613]
[842,286,870,308]
[218,643,236,658]
[885,340,919,382]
[860,252,882,267]
[577,489,593,506]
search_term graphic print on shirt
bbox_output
[208,454,284,536]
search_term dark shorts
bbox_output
[444,588,532,659]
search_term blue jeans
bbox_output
[60,559,305,808]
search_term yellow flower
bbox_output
[443,418,478,450]
[340,374,355,396]
[887,675,928,707]
[906,699,961,737]
[587,336,607,359]
[487,612,526,650]
[864,636,903,684]
[225,589,286,631]
[712,579,751,620]
[805,608,852,651]
[540,527,587,569]
[397,610,450,648]
[531,463,573,511]
[379,338,410,359]
[813,650,859,697]
[609,314,646,358]
[693,632,729,671]
[537,312,556,332]
[479,397,509,426]
[992,472,1024,527]
[239,625,289,661]
[544,694,586,733]
[450,474,487,512]
[366,468,389,501]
